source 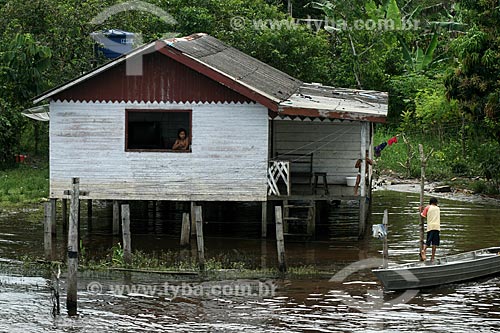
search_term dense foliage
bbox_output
[0,0,498,192]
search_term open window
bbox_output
[125,109,192,152]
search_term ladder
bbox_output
[282,200,316,237]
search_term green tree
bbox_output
[444,0,500,144]
[0,33,51,165]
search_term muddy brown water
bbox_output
[1,191,500,332]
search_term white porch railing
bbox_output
[267,160,290,196]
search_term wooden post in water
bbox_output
[121,204,132,266]
[44,201,53,261]
[418,144,433,261]
[275,206,287,273]
[112,200,120,236]
[67,177,80,316]
[261,201,267,238]
[180,212,191,246]
[62,199,68,231]
[194,206,205,272]
[359,122,368,237]
[382,209,389,269]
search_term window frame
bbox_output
[125,109,192,153]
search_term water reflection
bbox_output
[0,191,500,332]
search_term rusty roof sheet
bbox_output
[278,83,388,123]
[165,34,302,103]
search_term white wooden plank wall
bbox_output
[50,101,269,201]
[273,120,362,184]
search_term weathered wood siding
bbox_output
[273,120,363,184]
[50,101,269,201]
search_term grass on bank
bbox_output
[0,163,49,208]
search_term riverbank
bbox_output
[374,174,500,205]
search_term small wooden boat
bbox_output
[372,247,500,290]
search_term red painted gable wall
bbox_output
[53,51,253,104]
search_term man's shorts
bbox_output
[426,230,440,246]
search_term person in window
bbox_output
[172,128,190,151]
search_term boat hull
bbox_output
[372,247,500,290]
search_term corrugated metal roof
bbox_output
[33,33,388,122]
[278,83,388,123]
[166,34,302,102]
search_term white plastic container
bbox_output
[345,176,357,187]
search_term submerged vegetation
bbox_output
[16,243,327,280]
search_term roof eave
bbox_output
[275,106,387,123]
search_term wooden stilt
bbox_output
[275,206,287,273]
[180,212,191,246]
[77,200,81,244]
[87,199,93,232]
[194,206,205,272]
[190,202,196,237]
[283,200,289,234]
[261,201,267,238]
[67,177,80,316]
[62,199,68,231]
[121,204,132,266]
[112,200,120,236]
[359,199,367,238]
[50,199,57,235]
[261,239,267,270]
[359,122,368,236]
[306,200,316,237]
[44,202,53,260]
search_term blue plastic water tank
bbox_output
[91,29,135,59]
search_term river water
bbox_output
[0,191,500,332]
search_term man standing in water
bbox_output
[420,197,441,262]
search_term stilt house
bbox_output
[34,33,388,237]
